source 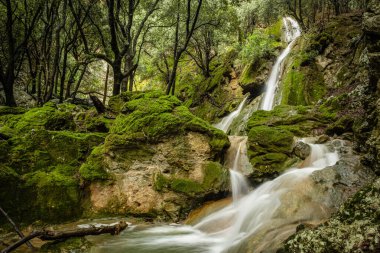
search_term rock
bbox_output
[281,177,380,253]
[363,13,380,36]
[316,135,330,144]
[85,132,229,221]
[245,105,334,180]
[293,141,311,159]
[239,59,273,98]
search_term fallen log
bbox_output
[1,221,128,253]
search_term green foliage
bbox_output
[239,30,282,65]
[265,19,283,41]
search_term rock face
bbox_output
[0,91,230,224]
[275,7,380,252]
[281,177,380,253]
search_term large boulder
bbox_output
[245,105,333,182]
[83,91,230,221]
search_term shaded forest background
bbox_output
[0,0,368,107]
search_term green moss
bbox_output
[154,162,227,196]
[23,164,82,222]
[154,173,170,191]
[0,106,26,116]
[170,178,204,195]
[250,153,289,176]
[248,126,294,155]
[0,125,15,139]
[6,130,104,174]
[79,145,109,181]
[281,36,326,106]
[11,104,75,132]
[202,161,228,190]
[110,92,229,155]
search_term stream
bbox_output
[85,17,334,253]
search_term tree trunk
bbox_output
[166,60,178,95]
[112,62,123,96]
[2,221,128,253]
[128,71,135,91]
[59,47,68,102]
[71,64,87,98]
[3,76,17,107]
[103,64,109,104]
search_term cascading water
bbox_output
[89,143,339,253]
[260,17,301,111]
[214,96,248,133]
[87,18,332,253]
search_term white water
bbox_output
[214,96,248,133]
[229,138,250,203]
[260,17,301,111]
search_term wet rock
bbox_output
[316,135,330,144]
[293,141,311,159]
[281,177,380,253]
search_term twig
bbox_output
[0,206,35,251]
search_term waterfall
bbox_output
[89,18,329,253]
[260,17,301,111]
[214,96,248,133]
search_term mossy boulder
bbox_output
[0,129,105,224]
[246,105,334,180]
[280,37,327,106]
[24,164,82,222]
[110,91,229,155]
[12,103,76,132]
[154,161,228,197]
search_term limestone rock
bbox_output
[293,141,311,159]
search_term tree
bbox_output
[166,0,203,95]
[0,0,43,106]
[72,0,160,96]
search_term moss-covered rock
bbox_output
[280,37,327,106]
[110,91,229,154]
[12,103,75,132]
[24,164,82,222]
[154,161,228,197]
[245,105,334,180]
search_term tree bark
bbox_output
[1,221,128,253]
[103,64,110,104]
